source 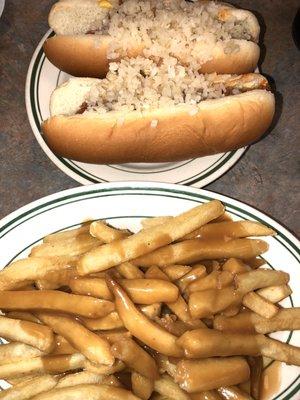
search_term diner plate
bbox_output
[0,182,299,398]
[25,30,247,187]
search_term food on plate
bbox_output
[0,201,299,399]
[42,67,274,164]
[45,0,260,77]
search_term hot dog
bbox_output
[44,0,260,77]
[42,58,275,164]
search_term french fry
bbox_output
[35,266,77,290]
[78,200,224,275]
[176,329,261,358]
[222,258,251,274]
[81,312,124,331]
[190,391,222,400]
[0,316,54,353]
[0,290,114,318]
[177,265,207,293]
[0,374,58,400]
[84,359,125,375]
[247,356,263,400]
[162,265,192,281]
[52,335,77,355]
[70,277,178,304]
[0,343,43,366]
[37,313,114,366]
[106,275,184,357]
[187,270,233,293]
[30,234,100,257]
[116,262,144,279]
[244,257,266,269]
[140,303,162,320]
[0,257,76,291]
[96,329,131,344]
[31,384,140,400]
[6,311,41,324]
[256,285,292,303]
[213,309,300,334]
[157,355,177,379]
[56,371,108,388]
[175,357,250,392]
[242,292,279,319]
[90,220,131,242]
[235,270,289,293]
[217,386,253,400]
[0,353,85,379]
[154,374,191,400]
[141,216,173,229]
[156,316,191,337]
[183,221,275,241]
[258,335,300,365]
[133,239,268,267]
[131,371,153,400]
[43,224,90,243]
[111,338,159,380]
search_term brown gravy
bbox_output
[260,361,282,400]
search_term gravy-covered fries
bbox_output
[0,201,298,399]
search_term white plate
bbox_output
[0,0,5,18]
[25,30,247,186]
[0,181,299,398]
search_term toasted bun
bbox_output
[45,1,260,77]
[44,35,260,77]
[42,89,275,164]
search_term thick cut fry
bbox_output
[175,357,250,392]
[0,257,76,291]
[217,386,253,400]
[0,290,114,318]
[6,311,41,324]
[242,292,279,319]
[154,374,191,400]
[116,263,144,279]
[36,266,77,290]
[111,338,158,380]
[245,258,266,269]
[0,353,85,379]
[189,288,243,319]
[162,265,192,281]
[78,200,224,275]
[81,312,124,331]
[31,384,140,400]
[90,220,131,242]
[0,374,58,400]
[0,316,54,353]
[157,355,177,379]
[96,329,131,344]
[37,313,114,366]
[190,391,222,400]
[131,372,153,400]
[52,335,77,355]
[177,265,207,292]
[213,309,300,334]
[256,285,292,303]
[70,277,178,304]
[141,216,173,229]
[56,371,112,388]
[247,356,263,400]
[235,270,289,293]
[84,359,125,375]
[106,276,184,357]
[133,239,268,267]
[43,224,90,243]
[140,303,162,320]
[187,270,233,293]
[0,343,43,366]
[183,221,275,241]
[258,335,300,365]
[222,258,251,274]
[30,234,100,257]
[156,315,191,337]
[176,329,261,358]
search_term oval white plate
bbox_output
[25,30,247,186]
[0,182,299,398]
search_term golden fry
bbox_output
[156,315,191,337]
[78,200,224,275]
[0,316,54,353]
[81,311,124,331]
[116,262,144,279]
[6,311,41,324]
[0,342,43,366]
[96,329,131,344]
[52,335,77,355]
[154,374,190,400]
[242,292,279,319]
[84,359,125,375]
[43,224,90,243]
[177,265,207,292]
[236,269,289,293]
[247,356,263,400]
[131,372,153,400]
[0,290,114,318]
[187,270,233,293]
[56,371,108,388]
[162,265,192,281]
[257,285,292,303]
[90,220,130,242]
[107,276,183,357]
[141,216,173,229]
[222,258,251,274]
[35,266,77,290]
[217,386,253,400]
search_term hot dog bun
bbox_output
[44,0,260,77]
[42,70,275,164]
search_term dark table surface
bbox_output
[0,0,299,237]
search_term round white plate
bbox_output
[0,1,5,18]
[25,30,247,186]
[0,182,299,398]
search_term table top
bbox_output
[0,0,299,237]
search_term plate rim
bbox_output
[25,29,248,187]
[0,181,299,399]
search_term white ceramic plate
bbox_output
[25,30,247,186]
[0,1,5,18]
[0,182,299,398]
